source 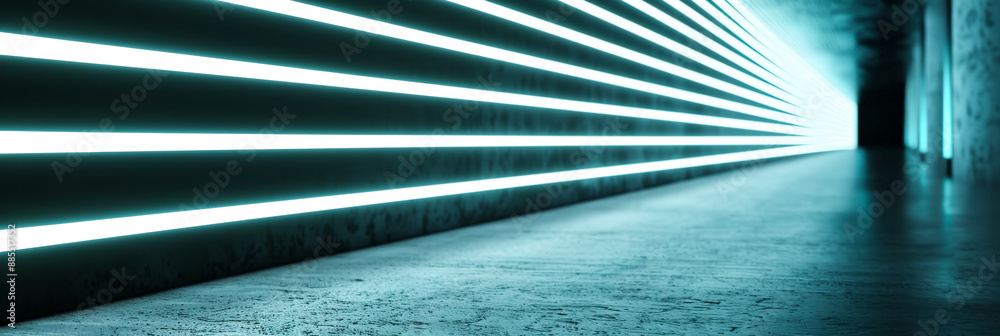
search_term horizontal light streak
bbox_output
[621,0,797,106]
[709,0,854,112]
[692,0,801,90]
[0,131,835,154]
[717,0,857,131]
[662,0,791,86]
[0,32,816,136]
[684,0,855,127]
[222,0,810,128]
[629,0,853,129]
[446,0,802,117]
[558,0,799,107]
[0,142,853,251]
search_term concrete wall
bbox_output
[952,0,1000,184]
[0,0,802,319]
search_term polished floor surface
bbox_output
[22,149,1000,334]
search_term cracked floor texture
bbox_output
[21,149,1000,335]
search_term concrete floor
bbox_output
[22,149,1000,335]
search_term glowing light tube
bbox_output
[687,0,855,127]
[0,32,819,136]
[621,0,797,103]
[557,0,798,106]
[942,31,952,160]
[711,0,855,113]
[0,142,853,252]
[688,0,851,108]
[719,0,857,132]
[662,0,790,84]
[444,0,802,117]
[648,1,851,128]
[220,0,809,127]
[0,131,836,154]
[631,0,853,130]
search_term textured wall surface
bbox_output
[953,0,1000,184]
[0,0,805,319]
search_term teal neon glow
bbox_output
[663,0,788,82]
[0,32,820,136]
[555,0,800,107]
[0,142,853,252]
[666,0,853,127]
[709,0,857,113]
[624,0,856,137]
[445,0,801,117]
[221,0,812,128]
[708,0,857,141]
[942,33,953,159]
[628,0,854,136]
[904,39,921,150]
[622,0,797,99]
[919,56,929,154]
[0,0,861,252]
[0,131,832,154]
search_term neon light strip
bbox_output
[689,0,775,68]
[0,32,817,136]
[445,0,801,117]
[221,0,809,128]
[663,0,789,83]
[942,29,952,160]
[711,0,811,87]
[662,0,854,127]
[695,0,855,116]
[702,0,856,130]
[629,0,853,133]
[919,53,928,154]
[0,142,852,251]
[621,0,795,100]
[714,0,854,113]
[557,0,799,106]
[0,131,831,154]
